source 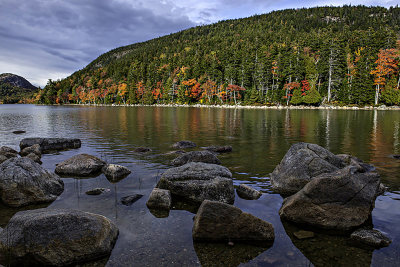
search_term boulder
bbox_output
[192,200,275,243]
[24,152,42,164]
[55,154,106,177]
[20,144,41,157]
[20,138,81,153]
[236,184,262,200]
[146,188,171,210]
[202,145,233,153]
[350,229,391,248]
[134,147,152,153]
[102,164,131,180]
[0,146,18,155]
[120,194,143,206]
[0,158,64,207]
[271,143,353,195]
[157,162,235,204]
[0,146,18,163]
[171,151,221,166]
[0,155,8,164]
[86,188,108,196]
[172,140,196,149]
[0,209,118,266]
[279,166,381,231]
[12,130,25,134]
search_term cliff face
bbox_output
[0,73,37,91]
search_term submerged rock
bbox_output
[55,154,106,177]
[293,230,315,240]
[157,162,235,204]
[20,144,41,157]
[86,188,108,196]
[0,158,64,207]
[172,140,197,149]
[134,147,152,153]
[102,164,131,180]
[0,209,119,266]
[20,138,81,153]
[146,188,171,210]
[121,194,143,206]
[236,184,262,200]
[279,166,380,231]
[171,151,221,166]
[12,130,26,134]
[202,145,233,153]
[350,229,392,248]
[192,200,275,243]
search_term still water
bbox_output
[0,104,400,266]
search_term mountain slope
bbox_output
[37,5,400,106]
[0,73,37,104]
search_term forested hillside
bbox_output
[36,5,400,106]
[0,73,37,104]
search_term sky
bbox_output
[0,0,397,87]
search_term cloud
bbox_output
[0,0,396,87]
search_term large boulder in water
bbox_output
[171,151,221,166]
[279,166,380,231]
[270,143,373,195]
[192,200,275,243]
[102,164,131,181]
[0,209,118,266]
[55,154,106,177]
[156,162,235,204]
[0,158,64,207]
[20,138,81,153]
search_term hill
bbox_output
[0,73,37,104]
[36,5,400,106]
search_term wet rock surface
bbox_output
[121,194,143,206]
[193,200,275,243]
[202,145,233,153]
[171,150,221,166]
[0,158,64,207]
[55,154,106,177]
[0,208,119,266]
[0,147,18,163]
[20,144,41,157]
[146,188,171,210]
[172,140,197,149]
[293,230,315,240]
[20,138,81,153]
[350,229,392,248]
[0,146,18,155]
[102,164,131,180]
[157,162,235,204]
[236,184,262,200]
[23,152,42,164]
[279,166,380,231]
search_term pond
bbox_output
[0,104,400,266]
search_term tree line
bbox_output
[35,5,400,106]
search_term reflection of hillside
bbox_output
[282,221,373,267]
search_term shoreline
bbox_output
[58,103,400,111]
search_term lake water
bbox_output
[1,104,400,266]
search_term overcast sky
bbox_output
[0,0,397,87]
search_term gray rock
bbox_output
[121,194,143,206]
[0,155,8,164]
[172,140,197,149]
[0,146,18,155]
[350,229,392,248]
[86,188,108,196]
[0,209,118,266]
[55,154,106,177]
[279,166,380,231]
[146,188,171,210]
[0,158,64,207]
[20,138,81,153]
[236,184,262,200]
[192,200,275,243]
[102,164,131,180]
[134,147,152,153]
[24,152,42,164]
[157,162,235,204]
[20,144,41,157]
[12,130,25,134]
[377,183,387,196]
[171,151,221,166]
[202,145,233,153]
[271,143,347,195]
